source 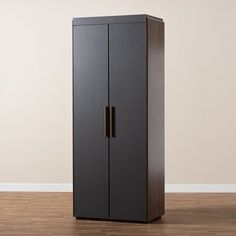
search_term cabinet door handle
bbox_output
[110,106,115,138]
[104,106,109,137]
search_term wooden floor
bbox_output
[0,193,235,235]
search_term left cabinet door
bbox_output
[73,25,109,218]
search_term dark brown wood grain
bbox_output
[147,17,165,221]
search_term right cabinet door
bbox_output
[109,22,147,221]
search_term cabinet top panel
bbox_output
[73,14,163,26]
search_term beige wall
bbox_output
[0,0,235,184]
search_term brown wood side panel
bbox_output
[147,18,165,221]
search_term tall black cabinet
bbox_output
[73,14,164,222]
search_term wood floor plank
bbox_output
[0,193,235,235]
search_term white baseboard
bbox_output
[165,184,236,193]
[0,184,235,193]
[0,183,73,192]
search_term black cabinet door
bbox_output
[109,23,147,221]
[73,25,109,218]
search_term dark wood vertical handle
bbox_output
[110,106,115,138]
[104,106,110,137]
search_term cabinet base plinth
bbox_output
[74,215,162,223]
